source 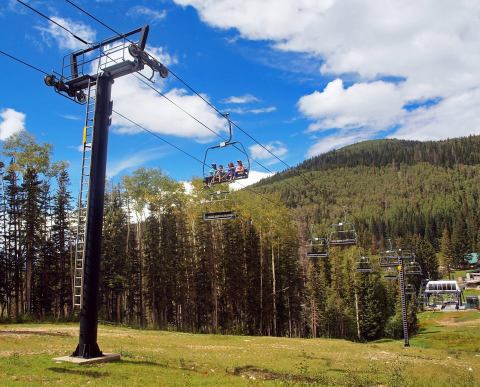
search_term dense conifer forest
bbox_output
[1,133,478,342]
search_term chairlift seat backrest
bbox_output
[356,256,373,273]
[379,250,400,267]
[306,237,328,258]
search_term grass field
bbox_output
[1,311,479,386]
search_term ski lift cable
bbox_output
[8,3,306,201]
[18,0,281,182]
[16,0,92,46]
[0,49,279,208]
[0,50,49,75]
[61,0,320,191]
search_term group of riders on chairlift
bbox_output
[204,160,248,187]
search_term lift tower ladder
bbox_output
[73,79,97,309]
[398,256,409,347]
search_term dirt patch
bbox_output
[186,345,237,351]
[437,318,480,327]
[230,365,318,383]
[0,330,71,337]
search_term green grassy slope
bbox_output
[1,312,479,386]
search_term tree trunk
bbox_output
[271,240,277,336]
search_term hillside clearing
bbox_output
[0,311,479,386]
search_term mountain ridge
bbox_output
[257,135,480,187]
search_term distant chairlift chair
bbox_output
[356,256,374,273]
[306,237,329,258]
[328,221,357,246]
[404,260,422,275]
[379,250,400,267]
[384,267,398,280]
[405,283,416,296]
[203,190,236,221]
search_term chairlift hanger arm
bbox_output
[70,25,149,79]
[44,25,169,96]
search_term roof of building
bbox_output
[464,252,479,265]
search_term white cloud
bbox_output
[61,114,82,121]
[182,181,194,194]
[127,6,167,23]
[391,88,480,141]
[250,141,287,162]
[229,106,276,115]
[0,108,26,140]
[249,106,276,114]
[307,133,368,158]
[298,79,404,132]
[146,45,178,66]
[112,81,227,141]
[222,94,260,104]
[36,16,96,50]
[107,147,169,178]
[174,0,480,148]
[92,43,226,141]
[230,170,273,190]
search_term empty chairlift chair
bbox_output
[306,237,329,258]
[328,220,357,246]
[379,250,400,267]
[356,256,374,273]
[404,260,422,275]
[203,190,237,221]
[405,284,415,296]
[384,267,398,280]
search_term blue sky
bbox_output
[1,0,480,188]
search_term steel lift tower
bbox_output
[45,25,168,362]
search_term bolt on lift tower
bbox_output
[45,25,168,361]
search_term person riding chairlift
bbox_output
[215,164,225,183]
[235,160,245,177]
[227,162,236,181]
[204,163,217,186]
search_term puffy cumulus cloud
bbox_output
[230,170,273,190]
[146,46,178,67]
[391,88,480,141]
[112,79,227,141]
[174,0,480,148]
[36,16,96,50]
[174,0,334,45]
[0,108,26,140]
[250,141,287,163]
[92,43,226,141]
[298,79,404,131]
[307,133,369,158]
[175,0,480,99]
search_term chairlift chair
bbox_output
[328,222,357,246]
[202,190,236,221]
[203,113,250,187]
[384,267,398,280]
[398,249,415,263]
[404,261,422,275]
[306,237,329,258]
[405,284,415,296]
[356,256,373,273]
[379,250,400,267]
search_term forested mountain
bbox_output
[264,135,480,183]
[1,133,477,343]
[255,136,480,263]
